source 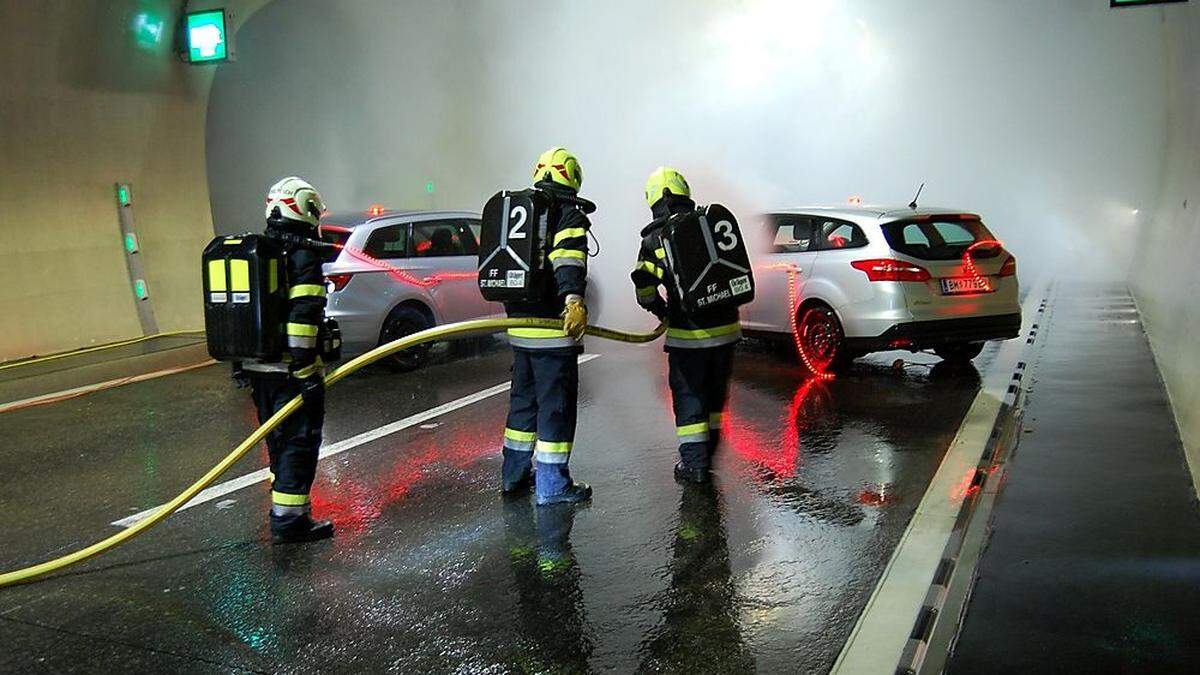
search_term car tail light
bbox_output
[326,273,354,292]
[999,255,1017,277]
[851,258,931,282]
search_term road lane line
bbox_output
[113,353,601,528]
[831,281,1049,675]
[0,361,216,415]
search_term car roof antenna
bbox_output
[908,182,925,210]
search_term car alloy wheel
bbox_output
[796,306,844,374]
[380,307,432,372]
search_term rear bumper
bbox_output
[844,312,1022,352]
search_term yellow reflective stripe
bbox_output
[223,238,243,245]
[288,284,327,299]
[291,358,324,380]
[207,260,227,291]
[677,422,709,437]
[508,327,568,339]
[654,247,666,260]
[552,227,587,246]
[536,440,572,453]
[269,258,279,293]
[286,322,319,337]
[271,491,310,506]
[635,285,658,297]
[637,260,664,279]
[548,248,586,261]
[229,259,250,292]
[666,322,741,340]
[505,428,537,442]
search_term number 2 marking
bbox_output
[714,220,738,251]
[509,205,528,240]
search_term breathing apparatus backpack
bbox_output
[477,188,596,302]
[202,234,341,363]
[657,204,755,316]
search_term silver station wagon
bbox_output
[319,208,502,370]
[742,205,1021,373]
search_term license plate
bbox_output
[940,277,992,295]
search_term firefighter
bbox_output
[499,147,593,505]
[631,167,741,484]
[237,176,334,543]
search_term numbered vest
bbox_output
[202,234,288,362]
[478,189,552,302]
[660,204,756,316]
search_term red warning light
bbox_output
[367,204,387,217]
[848,195,863,205]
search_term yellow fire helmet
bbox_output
[644,166,690,208]
[532,146,583,191]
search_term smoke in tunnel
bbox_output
[207,0,1167,327]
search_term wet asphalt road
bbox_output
[0,336,993,673]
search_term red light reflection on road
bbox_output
[724,376,830,477]
[306,415,501,534]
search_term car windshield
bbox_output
[882,217,999,261]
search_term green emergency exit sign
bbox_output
[1111,0,1187,7]
[184,10,229,63]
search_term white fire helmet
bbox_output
[264,176,325,227]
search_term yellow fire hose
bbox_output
[0,317,664,588]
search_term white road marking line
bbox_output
[831,281,1048,675]
[0,361,216,415]
[112,353,601,528]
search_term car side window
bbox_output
[769,215,814,253]
[412,220,469,257]
[813,219,868,251]
[455,219,481,254]
[363,223,409,259]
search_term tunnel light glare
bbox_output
[707,1,884,94]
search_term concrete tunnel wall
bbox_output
[1131,5,1200,479]
[0,0,269,362]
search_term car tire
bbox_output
[934,341,985,362]
[380,306,432,372]
[794,305,851,375]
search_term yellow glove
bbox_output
[562,297,588,341]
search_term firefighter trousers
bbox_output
[501,348,579,499]
[667,344,735,470]
[249,372,323,529]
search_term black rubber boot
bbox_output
[501,471,534,497]
[536,482,592,506]
[271,515,334,544]
[674,461,710,485]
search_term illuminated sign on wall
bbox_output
[1111,0,1188,7]
[184,10,230,63]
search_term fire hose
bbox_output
[0,317,665,588]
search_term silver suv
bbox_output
[320,209,501,370]
[742,206,1021,372]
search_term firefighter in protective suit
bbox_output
[631,168,741,484]
[237,177,334,543]
[500,147,593,505]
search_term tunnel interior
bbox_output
[1,1,1199,673]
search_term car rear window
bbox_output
[319,224,353,248]
[882,217,999,260]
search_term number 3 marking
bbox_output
[509,205,528,240]
[715,220,738,251]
